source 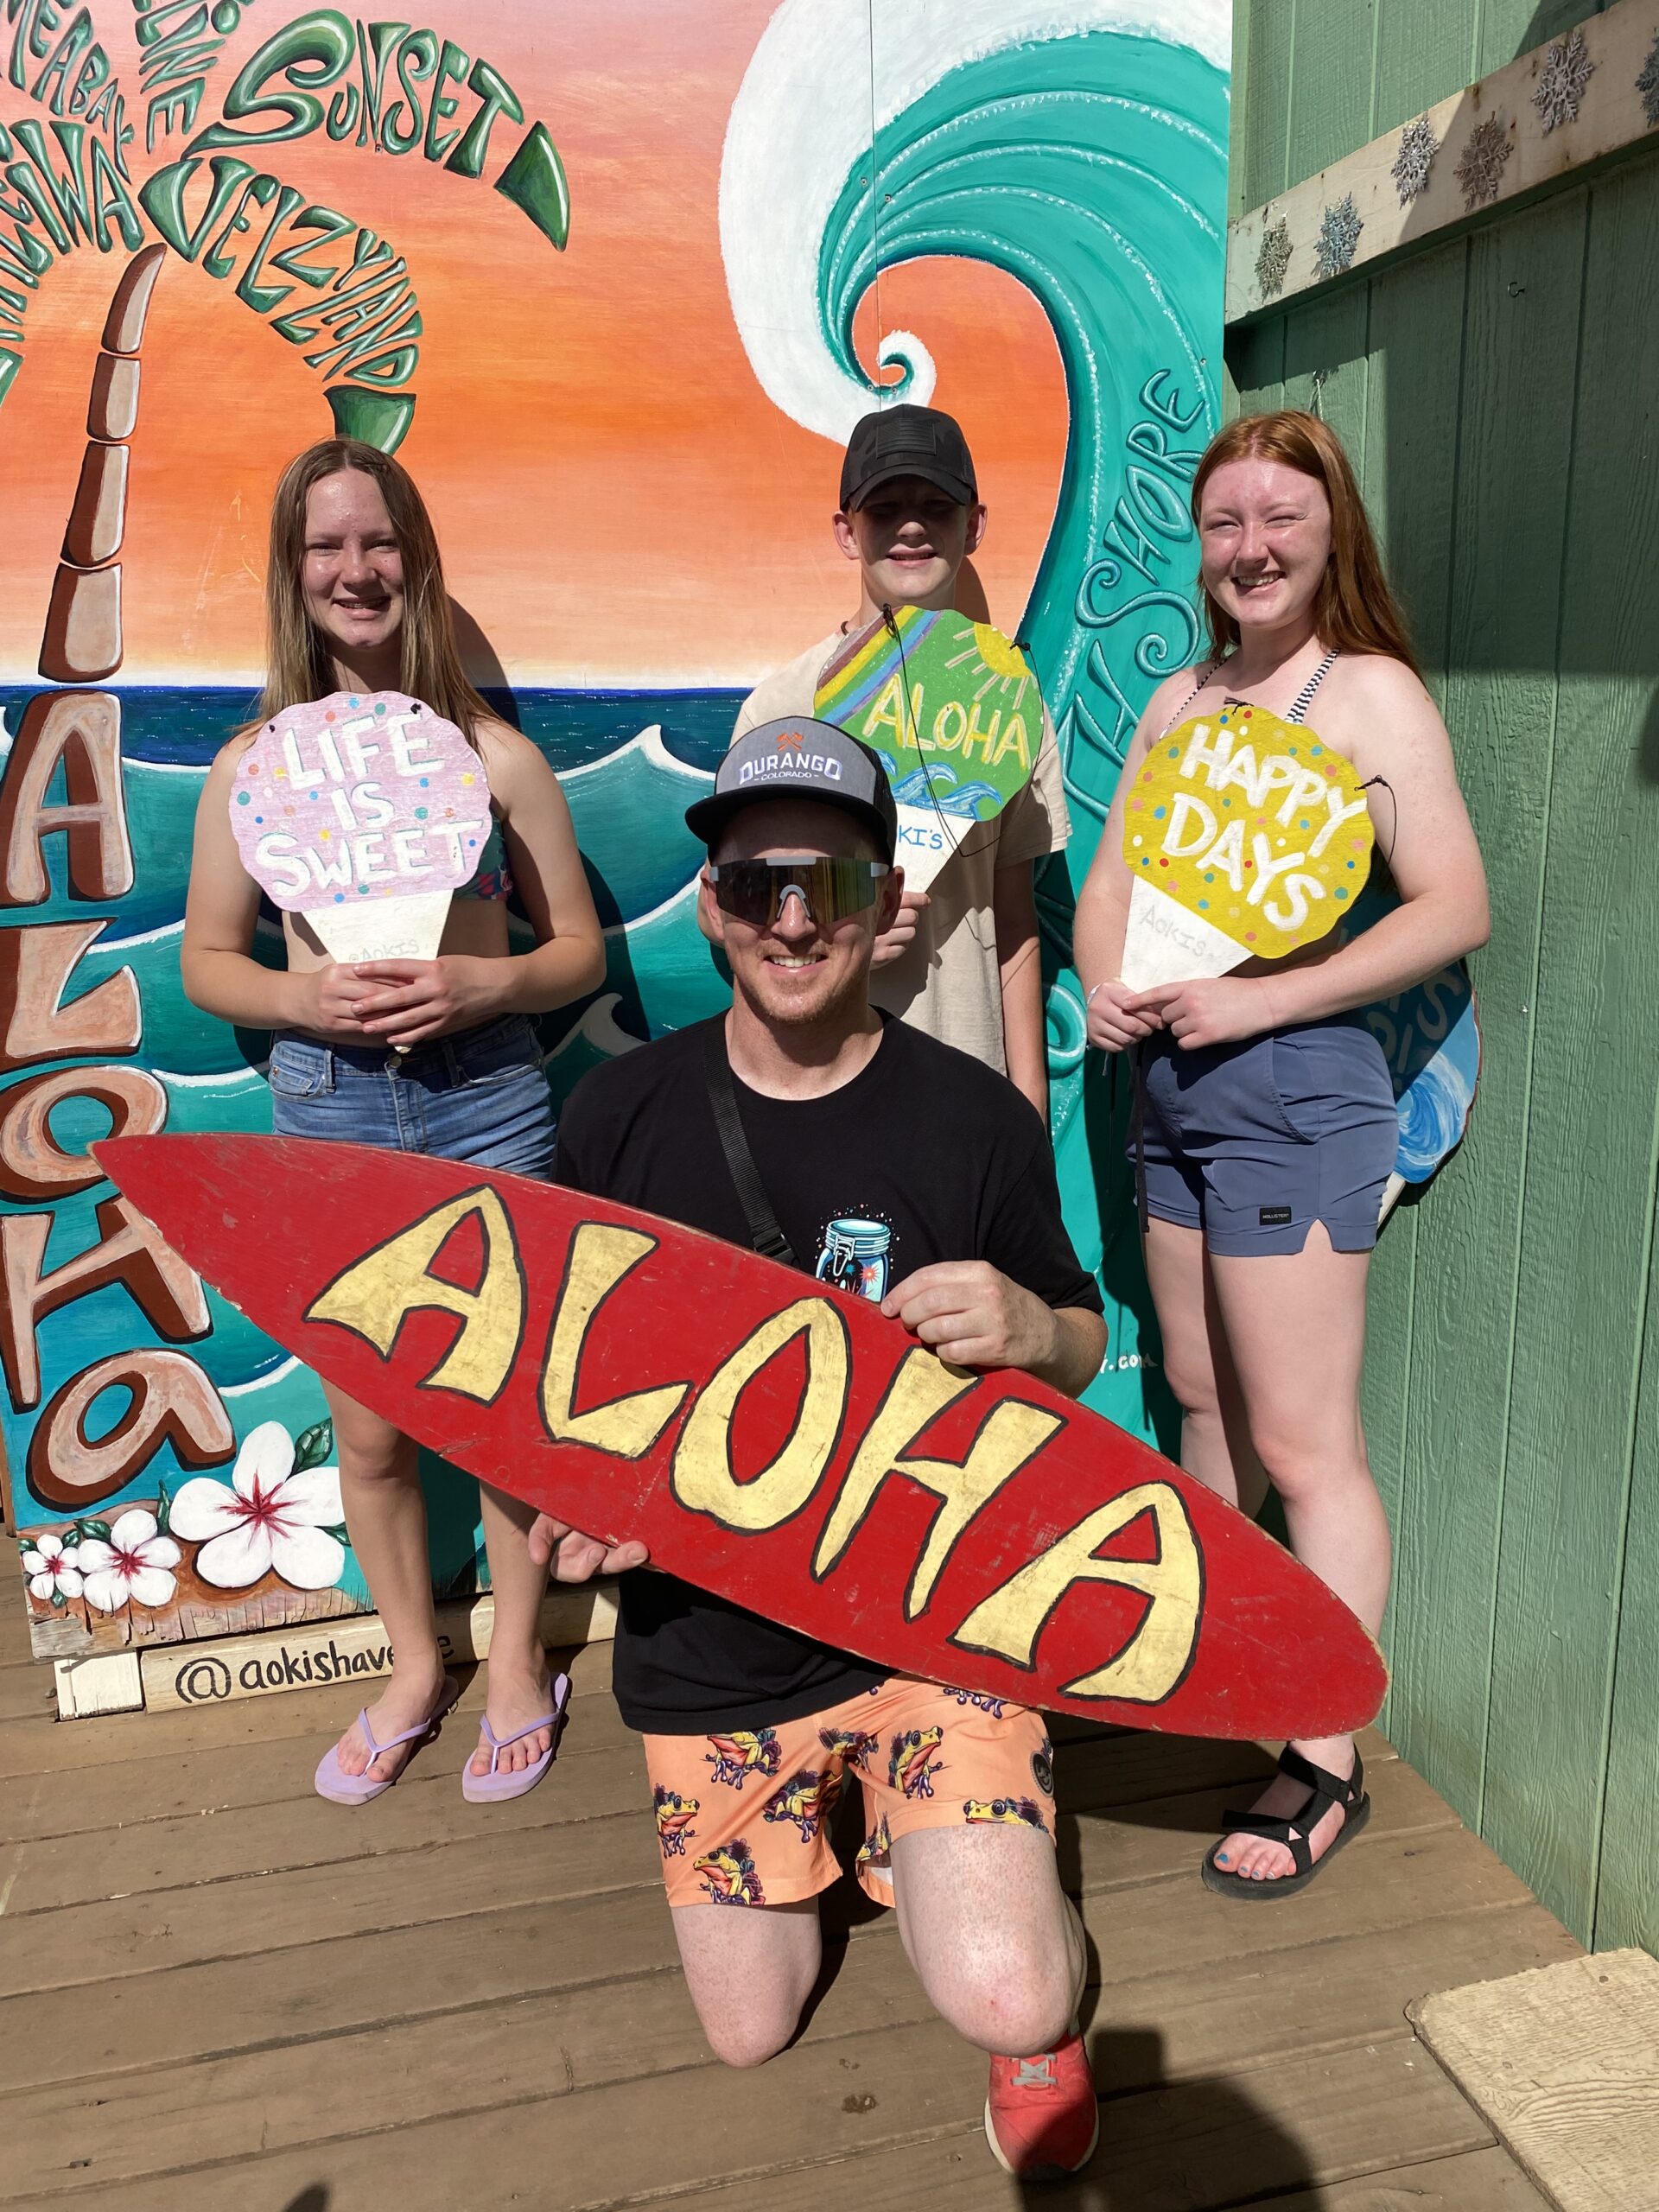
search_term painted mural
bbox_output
[0,0,1231,1658]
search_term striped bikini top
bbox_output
[1159,647,1340,737]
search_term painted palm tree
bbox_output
[0,6,570,683]
[38,243,164,683]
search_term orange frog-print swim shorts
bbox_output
[643,1674,1056,1910]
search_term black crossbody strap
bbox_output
[702,1020,798,1268]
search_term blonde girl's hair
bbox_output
[1191,410,1424,681]
[248,439,495,741]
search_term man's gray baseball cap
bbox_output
[685,718,897,863]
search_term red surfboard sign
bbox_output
[96,1136,1387,1739]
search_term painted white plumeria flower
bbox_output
[76,1510,181,1614]
[21,1529,83,1604]
[169,1422,345,1592]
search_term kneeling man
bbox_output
[537,720,1107,2179]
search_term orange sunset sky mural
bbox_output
[3,0,1236,1660]
[0,0,1069,687]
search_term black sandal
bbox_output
[1200,1745,1370,1900]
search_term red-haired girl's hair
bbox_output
[1191,411,1422,681]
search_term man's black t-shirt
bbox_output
[554,1015,1103,1735]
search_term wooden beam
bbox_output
[1228,0,1659,323]
[51,1579,620,1720]
[1411,1949,1659,2210]
[51,1647,141,1719]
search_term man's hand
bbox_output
[881,1261,1058,1373]
[527,1515,650,1581]
[870,887,929,969]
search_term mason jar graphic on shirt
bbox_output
[815,1217,891,1303]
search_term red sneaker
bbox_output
[983,2029,1099,2179]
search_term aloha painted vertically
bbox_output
[1,1,1230,1658]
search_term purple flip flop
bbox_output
[314,1675,461,1805]
[461,1672,572,1803]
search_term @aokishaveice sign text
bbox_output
[1121,703,1374,989]
[229,690,493,963]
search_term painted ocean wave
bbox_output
[4,690,725,982]
[563,725,713,923]
[9,3,1232,1494]
[1395,1001,1480,1183]
[1,687,735,1535]
[0,684,743,772]
[721,1,1228,773]
[723,2,1227,1438]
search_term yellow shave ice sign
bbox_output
[1121,705,1374,988]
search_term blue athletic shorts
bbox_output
[267,1013,556,1179]
[1132,1019,1396,1257]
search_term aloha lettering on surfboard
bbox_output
[97,1134,1388,1742]
[814,607,1043,889]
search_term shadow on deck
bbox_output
[0,1599,1573,2210]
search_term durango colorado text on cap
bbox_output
[683,719,898,862]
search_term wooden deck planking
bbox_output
[0,1661,54,1723]
[640,2140,1552,2212]
[0,1770,1527,2104]
[0,1735,1426,2009]
[1253,2153,1552,2210]
[0,1624,1571,2211]
[28,2037,1504,2212]
[3,1899,1578,2200]
[0,1646,632,1846]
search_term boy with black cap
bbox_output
[538,720,1105,2179]
[730,404,1070,1121]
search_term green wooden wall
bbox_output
[1229,2,1659,1955]
[1230,0,1614,216]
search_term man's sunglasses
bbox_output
[706,855,890,928]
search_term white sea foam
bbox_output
[560,724,713,791]
[543,991,646,1066]
[222,1355,303,1396]
[152,1064,265,1089]
[602,873,701,938]
[92,915,182,950]
[720,0,1230,439]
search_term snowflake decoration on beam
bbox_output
[1532,28,1595,133]
[1314,193,1363,282]
[1455,114,1514,211]
[1637,31,1659,129]
[1255,216,1292,301]
[1391,114,1440,205]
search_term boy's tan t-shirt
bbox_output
[733,631,1071,1073]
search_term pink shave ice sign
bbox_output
[230,690,493,963]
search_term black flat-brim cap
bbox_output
[840,404,976,511]
[686,718,897,863]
